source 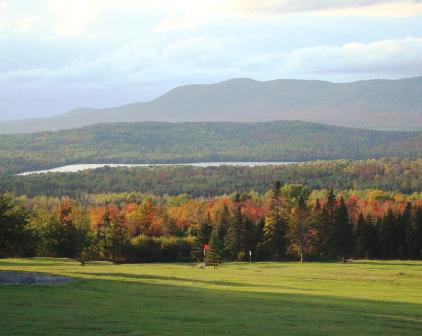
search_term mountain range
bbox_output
[1,76,422,134]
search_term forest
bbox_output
[2,158,421,197]
[1,182,422,262]
[1,121,422,175]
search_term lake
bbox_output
[18,162,296,176]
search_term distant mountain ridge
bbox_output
[1,76,422,134]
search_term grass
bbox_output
[0,259,421,335]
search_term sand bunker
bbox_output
[0,271,73,285]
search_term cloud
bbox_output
[1,0,422,120]
[238,37,422,79]
[229,0,422,17]
[17,16,39,32]
[2,35,421,89]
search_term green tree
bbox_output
[287,195,312,262]
[47,199,91,261]
[225,193,247,260]
[0,195,33,257]
[207,226,224,263]
[96,207,113,260]
[380,208,398,259]
[191,217,212,261]
[328,197,355,262]
[262,181,287,260]
[110,210,129,262]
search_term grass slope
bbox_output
[1,259,421,335]
[1,121,422,175]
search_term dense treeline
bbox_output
[2,159,421,197]
[1,121,422,175]
[1,184,421,262]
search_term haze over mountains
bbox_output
[1,76,422,134]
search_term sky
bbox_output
[1,0,422,120]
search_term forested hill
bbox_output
[1,76,422,134]
[1,121,422,175]
[2,159,421,197]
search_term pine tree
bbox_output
[96,207,113,259]
[111,210,129,262]
[225,193,247,260]
[207,226,224,263]
[329,197,355,262]
[405,204,420,259]
[287,195,311,262]
[380,208,398,259]
[218,203,230,238]
[398,203,411,259]
[414,206,422,259]
[365,215,380,259]
[317,190,336,258]
[355,212,367,258]
[255,218,265,259]
[262,181,287,260]
[191,217,212,261]
[0,195,32,257]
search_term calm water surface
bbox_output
[18,162,296,176]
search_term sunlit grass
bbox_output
[1,259,421,335]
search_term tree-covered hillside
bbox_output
[2,159,421,197]
[1,121,422,175]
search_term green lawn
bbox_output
[1,259,421,335]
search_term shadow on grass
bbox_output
[350,260,422,267]
[0,275,421,336]
[74,272,315,291]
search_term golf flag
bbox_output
[204,243,209,251]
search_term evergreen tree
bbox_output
[0,195,33,257]
[405,205,420,259]
[397,203,411,259]
[218,203,230,238]
[207,226,224,263]
[355,213,367,258]
[287,195,311,262]
[96,207,113,259]
[414,206,422,259]
[191,217,212,261]
[255,218,265,260]
[366,215,380,259]
[225,193,247,260]
[315,190,336,258]
[110,210,129,262]
[380,208,398,259]
[262,181,287,260]
[329,197,355,262]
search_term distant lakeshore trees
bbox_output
[1,159,422,197]
[1,183,421,262]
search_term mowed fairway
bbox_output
[0,259,421,335]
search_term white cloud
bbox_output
[17,16,39,32]
[2,36,421,88]
[229,0,422,17]
[239,36,422,78]
[1,0,422,119]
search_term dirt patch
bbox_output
[0,271,73,285]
